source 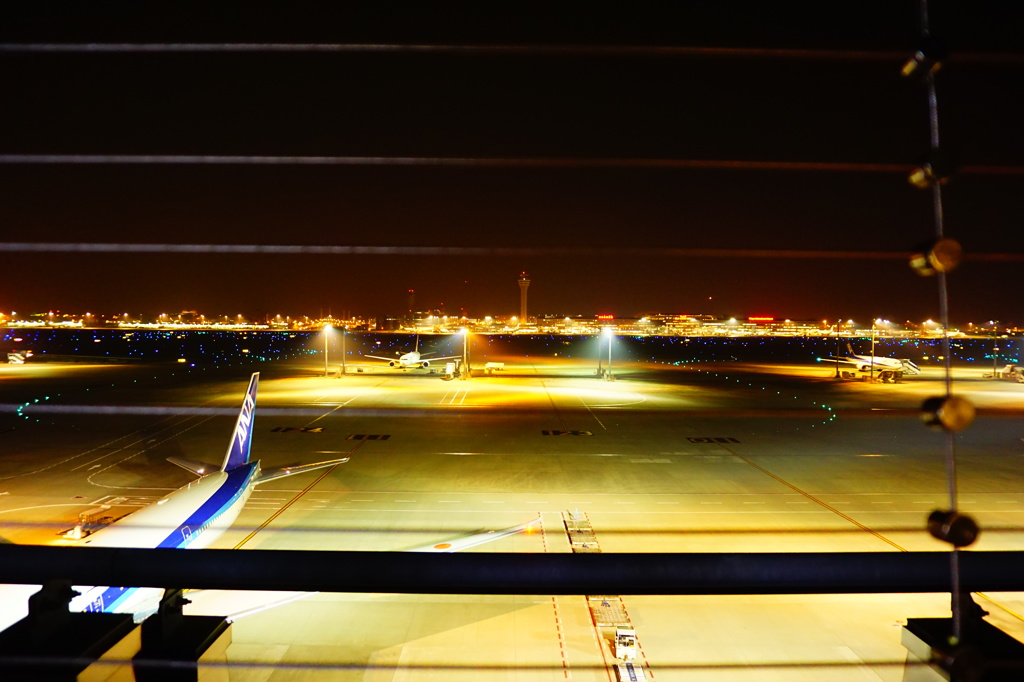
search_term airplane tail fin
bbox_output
[221,373,259,472]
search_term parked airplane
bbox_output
[820,344,921,382]
[364,335,460,369]
[62,372,349,619]
[0,372,536,627]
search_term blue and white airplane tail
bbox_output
[0,372,535,628]
[221,372,259,472]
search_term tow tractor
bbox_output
[613,628,645,680]
[441,360,462,380]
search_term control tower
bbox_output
[518,272,530,322]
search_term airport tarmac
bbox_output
[2,355,1024,680]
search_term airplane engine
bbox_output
[420,360,430,369]
[389,360,399,368]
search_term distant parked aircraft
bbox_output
[364,335,460,369]
[820,344,921,382]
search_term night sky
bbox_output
[1,3,1022,324]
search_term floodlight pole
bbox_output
[606,328,613,381]
[324,324,332,377]
[341,326,346,376]
[870,322,876,383]
[834,323,841,379]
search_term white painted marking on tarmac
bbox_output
[787,501,809,504]
[313,508,835,515]
[587,392,647,408]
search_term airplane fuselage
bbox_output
[69,462,260,616]
[390,351,431,369]
[847,354,905,372]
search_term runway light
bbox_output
[921,395,975,431]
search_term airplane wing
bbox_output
[363,355,398,362]
[253,458,350,485]
[185,589,319,622]
[167,456,349,483]
[166,457,217,476]
[184,516,542,621]
[405,517,541,552]
[818,356,919,374]
[818,356,857,366]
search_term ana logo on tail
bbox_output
[223,373,259,471]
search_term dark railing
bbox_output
[1,545,1022,595]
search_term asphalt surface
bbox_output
[2,353,1023,680]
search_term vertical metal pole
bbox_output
[607,331,613,380]
[834,323,840,378]
[914,0,963,643]
[993,332,998,380]
[341,326,346,376]
[870,324,875,383]
[324,326,329,377]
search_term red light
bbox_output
[748,316,774,322]
[597,314,614,320]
